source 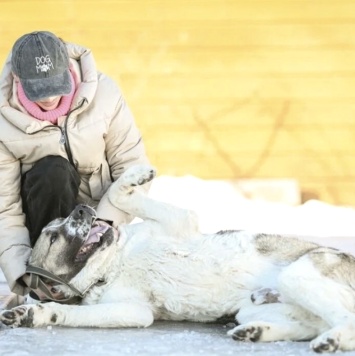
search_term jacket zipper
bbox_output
[63,99,87,167]
[59,131,66,144]
[28,99,87,169]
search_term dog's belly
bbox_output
[150,260,281,321]
[140,233,283,322]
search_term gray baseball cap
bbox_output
[11,31,72,102]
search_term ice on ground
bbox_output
[1,174,354,355]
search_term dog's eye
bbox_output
[50,232,58,244]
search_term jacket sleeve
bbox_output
[96,92,151,227]
[0,144,31,295]
[66,42,151,226]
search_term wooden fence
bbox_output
[1,0,355,204]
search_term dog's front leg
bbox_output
[109,164,199,238]
[0,302,154,328]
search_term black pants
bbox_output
[21,156,80,246]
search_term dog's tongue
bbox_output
[85,224,110,245]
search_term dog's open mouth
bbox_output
[75,220,112,262]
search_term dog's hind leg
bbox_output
[108,164,199,237]
[278,249,355,353]
[310,325,355,353]
[228,303,327,342]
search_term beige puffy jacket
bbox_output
[0,42,150,295]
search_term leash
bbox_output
[26,265,89,304]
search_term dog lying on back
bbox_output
[1,165,355,353]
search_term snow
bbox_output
[1,174,355,355]
[148,175,355,255]
[0,321,315,356]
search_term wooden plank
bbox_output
[148,152,355,179]
[119,75,355,100]
[301,182,355,205]
[34,24,355,51]
[2,1,355,22]
[93,50,355,76]
[131,100,355,126]
[1,0,355,206]
[141,127,355,154]
[37,25,355,49]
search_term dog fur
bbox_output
[1,165,355,353]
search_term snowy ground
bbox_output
[0,321,316,356]
[1,174,355,355]
[148,175,355,256]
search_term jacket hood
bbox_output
[0,42,99,133]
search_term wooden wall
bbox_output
[1,0,355,205]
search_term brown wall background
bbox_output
[1,0,355,205]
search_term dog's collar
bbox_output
[25,265,102,304]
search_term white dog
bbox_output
[1,165,355,353]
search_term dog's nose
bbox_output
[73,205,96,219]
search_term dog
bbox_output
[1,165,355,353]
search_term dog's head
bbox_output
[28,204,120,299]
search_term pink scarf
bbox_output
[17,72,76,124]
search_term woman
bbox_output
[0,31,150,296]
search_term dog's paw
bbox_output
[128,165,156,186]
[109,165,156,204]
[251,287,281,305]
[118,165,156,188]
[310,332,339,353]
[227,324,263,342]
[0,305,34,328]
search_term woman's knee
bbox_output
[21,156,81,245]
[22,155,80,198]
